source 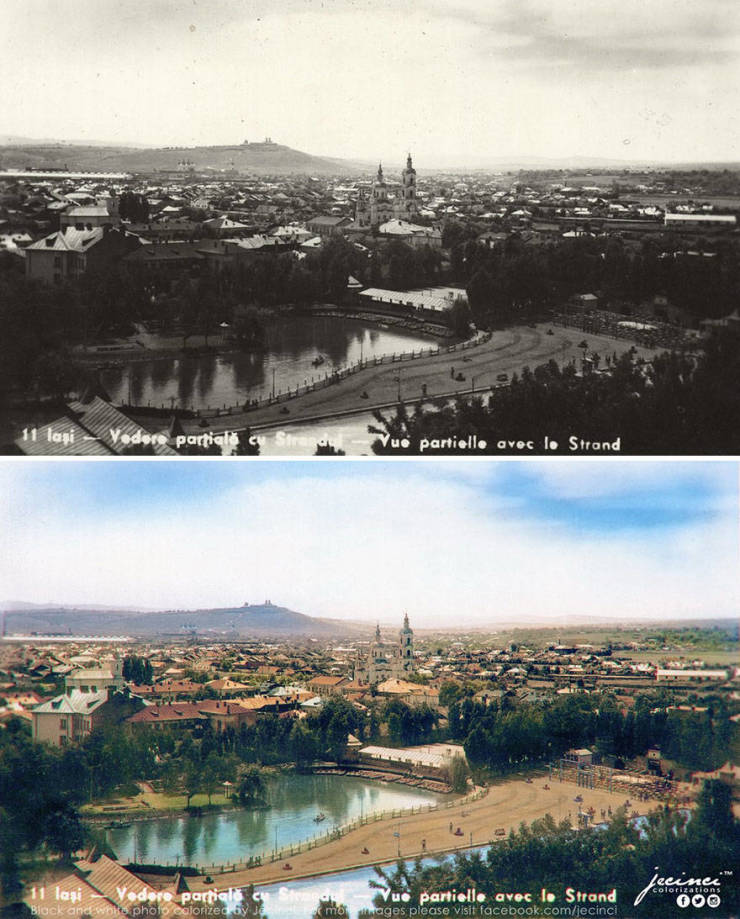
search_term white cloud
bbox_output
[0,0,737,161]
[1,465,736,627]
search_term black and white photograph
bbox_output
[0,2,739,918]
[0,0,739,456]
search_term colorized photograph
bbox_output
[0,0,739,455]
[0,459,737,917]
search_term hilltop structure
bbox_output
[355,613,415,684]
[356,155,419,228]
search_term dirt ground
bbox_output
[179,323,653,435]
[188,777,650,890]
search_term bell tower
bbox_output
[400,153,418,217]
[399,612,414,674]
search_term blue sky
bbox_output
[0,460,736,625]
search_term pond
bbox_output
[100,316,439,411]
[105,773,449,869]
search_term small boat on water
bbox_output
[106,820,132,829]
[314,812,327,823]
[312,355,325,367]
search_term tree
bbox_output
[201,765,218,805]
[233,428,261,455]
[313,898,349,919]
[240,885,266,918]
[446,297,472,338]
[42,800,86,860]
[183,762,201,807]
[447,754,469,794]
[233,306,267,350]
[235,764,266,806]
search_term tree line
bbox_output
[370,333,740,455]
[357,780,738,918]
[445,690,734,774]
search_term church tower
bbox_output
[397,153,418,218]
[355,186,370,228]
[370,163,392,226]
[398,612,414,674]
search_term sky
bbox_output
[0,459,737,628]
[1,0,738,165]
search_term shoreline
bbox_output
[72,307,452,368]
[183,777,645,890]
[81,765,454,825]
[137,324,652,434]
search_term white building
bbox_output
[32,690,110,746]
[65,656,125,694]
[355,614,415,684]
[356,155,420,228]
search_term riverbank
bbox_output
[73,306,452,368]
[186,777,642,890]
[123,323,653,440]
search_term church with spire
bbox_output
[354,613,415,684]
[355,155,419,228]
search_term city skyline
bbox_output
[1,460,737,625]
[2,0,739,165]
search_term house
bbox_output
[24,226,141,284]
[122,240,206,280]
[65,656,125,694]
[202,214,251,237]
[306,675,348,697]
[206,677,250,695]
[656,669,729,683]
[71,854,191,919]
[378,219,442,249]
[32,691,111,747]
[60,200,120,230]
[375,678,439,707]
[570,293,599,312]
[306,215,352,237]
[126,702,207,730]
[564,748,594,766]
[14,393,178,456]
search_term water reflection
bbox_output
[101,317,437,411]
[106,774,446,867]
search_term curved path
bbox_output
[186,778,643,891]
[176,324,652,437]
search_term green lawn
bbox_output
[82,790,234,815]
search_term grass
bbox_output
[82,790,235,815]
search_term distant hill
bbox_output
[0,140,358,176]
[1,135,736,175]
[0,602,367,638]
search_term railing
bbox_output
[188,785,488,875]
[119,331,493,419]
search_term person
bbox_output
[449,821,453,833]
[421,838,426,852]
[450,366,455,379]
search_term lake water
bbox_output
[105,774,448,868]
[100,316,437,411]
